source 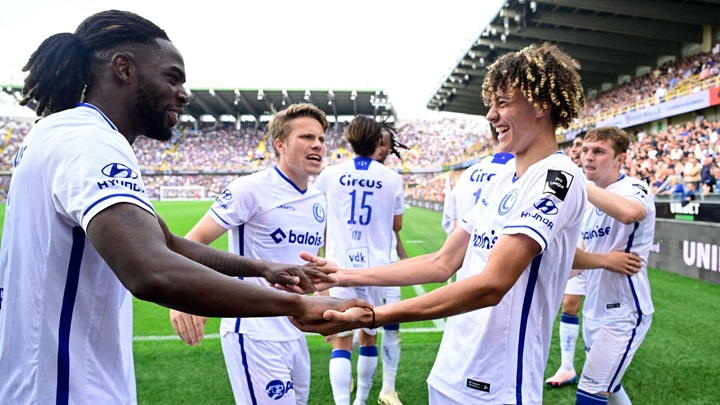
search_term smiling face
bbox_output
[581,139,625,188]
[485,85,544,157]
[570,137,584,166]
[275,116,326,186]
[132,39,188,141]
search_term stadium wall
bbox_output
[407,197,720,286]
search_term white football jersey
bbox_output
[427,152,586,405]
[0,104,153,404]
[581,175,655,320]
[211,166,327,340]
[442,152,515,233]
[314,156,403,268]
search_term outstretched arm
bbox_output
[586,184,647,224]
[292,233,539,335]
[88,203,353,319]
[299,226,471,291]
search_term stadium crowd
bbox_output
[2,45,720,202]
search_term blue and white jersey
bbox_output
[427,152,586,405]
[213,166,326,341]
[581,175,655,320]
[314,156,403,269]
[0,104,152,404]
[442,152,514,233]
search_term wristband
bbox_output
[369,308,376,330]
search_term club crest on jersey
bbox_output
[313,203,326,223]
[533,198,559,215]
[543,169,574,201]
[101,163,138,179]
[265,379,293,400]
[498,189,518,216]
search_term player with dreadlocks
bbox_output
[0,10,366,404]
[292,43,599,404]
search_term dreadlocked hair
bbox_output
[481,42,585,129]
[20,10,170,116]
[382,122,408,159]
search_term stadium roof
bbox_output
[1,86,397,123]
[428,0,720,116]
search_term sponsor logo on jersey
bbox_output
[469,169,496,183]
[265,379,294,400]
[606,303,621,309]
[481,198,489,206]
[101,163,139,179]
[466,378,491,392]
[498,189,518,216]
[270,228,323,246]
[214,190,231,210]
[345,247,370,269]
[339,174,382,189]
[581,226,612,241]
[521,211,554,229]
[471,229,498,250]
[221,189,232,200]
[277,204,295,211]
[632,183,648,195]
[0,287,4,311]
[533,197,559,215]
[543,169,574,201]
[313,203,325,223]
[97,179,146,194]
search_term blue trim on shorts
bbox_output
[56,226,85,405]
[561,313,579,325]
[359,346,378,357]
[515,254,543,405]
[383,323,400,331]
[238,334,258,405]
[577,389,608,404]
[331,349,352,360]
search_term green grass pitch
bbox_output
[2,201,719,404]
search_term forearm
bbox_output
[586,184,645,224]
[573,248,608,270]
[340,252,455,287]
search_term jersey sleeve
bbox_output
[392,174,404,216]
[502,165,585,253]
[51,133,155,231]
[623,180,653,214]
[207,176,261,229]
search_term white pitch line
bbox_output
[134,327,443,342]
[412,284,446,330]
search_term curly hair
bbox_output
[482,42,585,129]
[20,10,170,117]
[268,103,329,157]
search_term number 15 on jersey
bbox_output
[347,190,373,225]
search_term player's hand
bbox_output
[170,309,208,346]
[290,305,374,337]
[604,251,642,276]
[291,295,371,325]
[291,251,343,291]
[261,261,337,294]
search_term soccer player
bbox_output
[313,116,405,405]
[293,43,591,404]
[372,128,408,405]
[575,127,655,405]
[169,103,329,404]
[441,126,514,234]
[546,131,588,387]
[0,11,366,404]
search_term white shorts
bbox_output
[579,312,652,394]
[427,385,463,405]
[565,270,587,296]
[384,286,401,305]
[329,285,385,336]
[221,333,310,405]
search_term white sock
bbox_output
[559,313,579,372]
[330,350,352,405]
[381,327,401,393]
[355,346,378,403]
[609,385,632,405]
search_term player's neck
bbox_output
[276,162,309,191]
[514,138,558,179]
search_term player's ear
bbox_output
[274,137,286,155]
[111,52,135,84]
